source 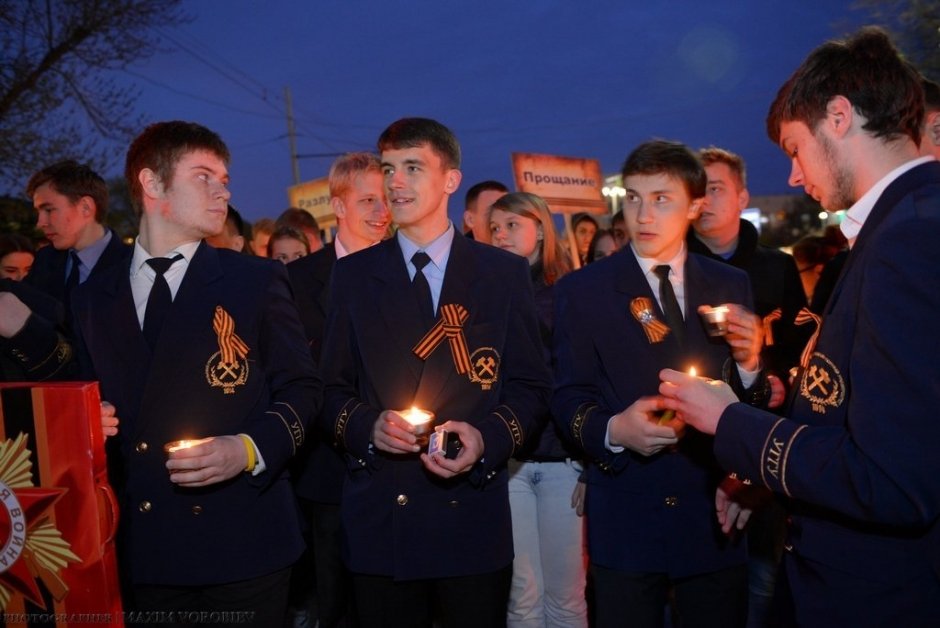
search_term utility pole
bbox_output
[285,86,300,185]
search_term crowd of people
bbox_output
[1,25,939,628]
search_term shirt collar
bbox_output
[396,223,455,272]
[630,242,688,283]
[72,228,113,270]
[130,238,201,278]
[841,156,935,247]
[334,236,350,260]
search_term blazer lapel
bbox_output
[826,161,940,315]
[614,251,679,351]
[375,240,429,387]
[413,235,477,409]
[133,242,222,441]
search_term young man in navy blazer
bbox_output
[319,118,550,627]
[662,28,940,626]
[1,161,129,381]
[73,121,320,623]
[552,140,768,628]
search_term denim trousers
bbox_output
[507,459,588,628]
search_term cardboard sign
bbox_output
[287,177,335,233]
[511,153,606,215]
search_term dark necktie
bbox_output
[143,255,182,350]
[411,251,435,325]
[653,264,685,348]
[63,250,81,312]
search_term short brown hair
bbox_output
[699,146,747,189]
[622,140,706,200]
[26,160,109,223]
[766,27,924,146]
[125,121,230,215]
[378,118,461,170]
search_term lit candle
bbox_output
[163,438,207,454]
[658,367,696,425]
[401,407,434,433]
[701,306,730,337]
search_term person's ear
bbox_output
[444,169,462,194]
[139,168,163,200]
[331,196,346,220]
[825,95,854,139]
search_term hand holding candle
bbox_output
[372,406,436,454]
[400,406,435,446]
[656,367,695,425]
[658,368,738,435]
[699,304,762,371]
[700,306,730,336]
[165,435,252,487]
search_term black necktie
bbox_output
[63,250,81,312]
[411,251,435,325]
[143,255,182,350]
[653,264,685,348]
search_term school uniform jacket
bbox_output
[319,233,551,580]
[552,248,756,578]
[11,231,130,379]
[713,160,940,625]
[287,243,346,504]
[73,241,321,586]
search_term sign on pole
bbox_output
[287,177,335,239]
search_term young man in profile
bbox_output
[662,28,940,626]
[73,120,320,623]
[552,140,768,628]
[1,161,130,380]
[319,118,550,627]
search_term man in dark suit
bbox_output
[1,161,129,381]
[661,28,940,626]
[552,140,768,628]
[26,160,130,309]
[288,151,390,627]
[73,121,320,624]
[319,118,550,627]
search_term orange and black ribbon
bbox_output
[762,307,782,346]
[794,307,822,367]
[412,303,472,374]
[630,297,670,344]
[213,306,250,365]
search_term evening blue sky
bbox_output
[114,1,869,224]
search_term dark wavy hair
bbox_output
[766,27,924,146]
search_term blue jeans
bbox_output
[507,459,588,628]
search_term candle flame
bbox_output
[689,367,697,377]
[403,406,432,426]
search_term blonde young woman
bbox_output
[489,192,587,628]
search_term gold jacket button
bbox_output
[135,441,149,453]
[396,494,408,506]
[192,505,203,515]
[664,496,678,507]
[139,501,152,513]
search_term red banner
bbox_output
[0,382,122,627]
